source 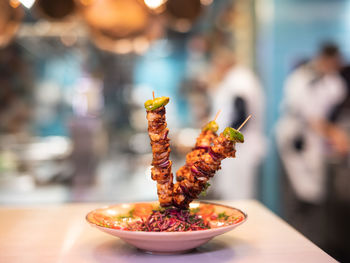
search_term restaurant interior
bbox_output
[1,0,350,261]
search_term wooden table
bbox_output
[0,200,336,263]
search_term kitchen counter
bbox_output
[0,200,336,263]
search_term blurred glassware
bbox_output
[33,0,76,20]
[0,0,24,48]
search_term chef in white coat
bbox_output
[209,47,266,200]
[276,43,349,204]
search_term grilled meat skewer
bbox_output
[144,95,246,209]
[176,120,219,182]
[173,127,244,209]
[145,96,173,207]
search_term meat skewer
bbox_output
[177,110,221,182]
[145,93,249,209]
[144,96,173,207]
[172,126,245,209]
[176,119,219,182]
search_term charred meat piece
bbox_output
[176,121,219,182]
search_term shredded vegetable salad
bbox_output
[126,208,210,232]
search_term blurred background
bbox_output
[1,0,350,261]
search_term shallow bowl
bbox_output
[86,201,247,254]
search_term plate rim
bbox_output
[86,200,248,236]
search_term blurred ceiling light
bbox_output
[200,0,213,6]
[19,0,36,9]
[144,0,166,10]
[9,0,21,8]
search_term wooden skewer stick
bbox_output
[214,109,221,122]
[237,115,252,131]
[152,91,155,100]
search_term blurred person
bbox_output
[276,43,350,250]
[330,65,350,122]
[69,74,107,201]
[208,47,266,200]
[277,43,349,205]
[324,64,350,262]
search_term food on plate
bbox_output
[87,95,248,238]
[88,202,245,232]
[144,95,246,210]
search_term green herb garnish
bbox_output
[116,208,135,220]
[218,212,229,220]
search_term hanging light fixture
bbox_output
[78,0,162,54]
[33,0,76,20]
[165,0,204,33]
[0,0,24,48]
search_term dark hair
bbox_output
[318,42,340,57]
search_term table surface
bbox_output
[0,200,336,263]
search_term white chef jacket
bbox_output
[276,63,346,203]
[211,65,266,199]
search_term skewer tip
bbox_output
[237,115,252,131]
[214,109,222,122]
[152,91,155,100]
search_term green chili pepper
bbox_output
[223,127,244,143]
[144,96,170,111]
[202,121,219,133]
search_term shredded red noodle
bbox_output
[126,208,210,232]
